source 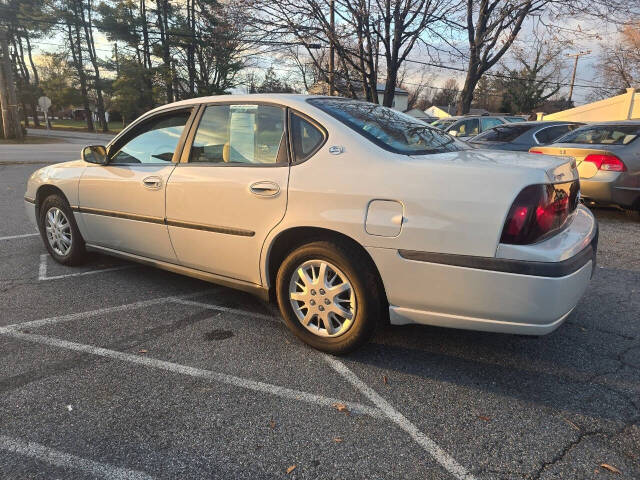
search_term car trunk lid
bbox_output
[530,144,624,179]
[409,149,577,184]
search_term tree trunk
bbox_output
[0,29,24,140]
[30,100,40,127]
[156,0,174,102]
[457,68,478,115]
[82,0,108,132]
[68,23,94,132]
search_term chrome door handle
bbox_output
[249,181,280,197]
[142,176,162,190]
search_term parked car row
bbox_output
[431,114,527,139]
[432,114,640,213]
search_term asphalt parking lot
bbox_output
[1,142,639,479]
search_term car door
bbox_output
[165,103,290,284]
[77,107,196,262]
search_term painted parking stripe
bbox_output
[38,253,134,281]
[0,330,384,419]
[0,232,38,241]
[170,297,276,322]
[0,435,154,480]
[323,355,477,480]
[0,291,215,332]
[2,295,474,479]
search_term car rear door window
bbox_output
[290,113,325,162]
[469,124,532,143]
[109,110,191,164]
[481,117,503,131]
[190,104,286,164]
[556,125,640,145]
[535,125,577,144]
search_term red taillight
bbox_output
[583,153,626,172]
[501,181,579,245]
[529,149,543,154]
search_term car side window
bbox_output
[190,104,286,164]
[456,118,479,136]
[290,113,325,162]
[481,117,503,131]
[536,125,571,144]
[109,110,191,164]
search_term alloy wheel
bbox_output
[288,259,356,338]
[45,207,72,256]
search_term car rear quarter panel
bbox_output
[261,115,550,285]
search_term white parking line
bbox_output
[1,330,384,418]
[1,295,474,479]
[38,253,134,281]
[323,355,477,480]
[0,434,154,480]
[1,291,214,332]
[0,232,38,241]
[170,297,277,322]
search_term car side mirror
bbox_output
[82,145,108,165]
[449,130,458,137]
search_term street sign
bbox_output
[37,96,51,111]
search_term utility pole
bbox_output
[328,0,335,96]
[0,27,23,141]
[566,51,591,104]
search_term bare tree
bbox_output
[590,22,640,99]
[499,31,568,113]
[252,0,457,107]
[456,0,554,114]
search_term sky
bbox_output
[29,5,628,106]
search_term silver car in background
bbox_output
[531,121,640,213]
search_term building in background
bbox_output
[539,88,639,122]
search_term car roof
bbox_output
[577,120,640,126]
[144,94,338,117]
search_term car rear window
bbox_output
[469,124,533,143]
[309,98,465,155]
[556,125,640,145]
[534,124,581,145]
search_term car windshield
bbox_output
[469,124,533,143]
[504,117,526,123]
[555,125,640,145]
[309,99,465,155]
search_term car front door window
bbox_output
[109,111,191,164]
[456,119,479,136]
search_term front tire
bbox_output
[38,194,86,265]
[276,240,383,354]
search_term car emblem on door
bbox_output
[328,145,344,155]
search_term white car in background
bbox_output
[25,95,597,353]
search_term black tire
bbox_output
[38,194,86,265]
[276,240,384,354]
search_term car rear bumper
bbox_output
[367,207,597,335]
[580,172,640,208]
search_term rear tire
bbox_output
[276,240,383,354]
[38,194,86,266]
